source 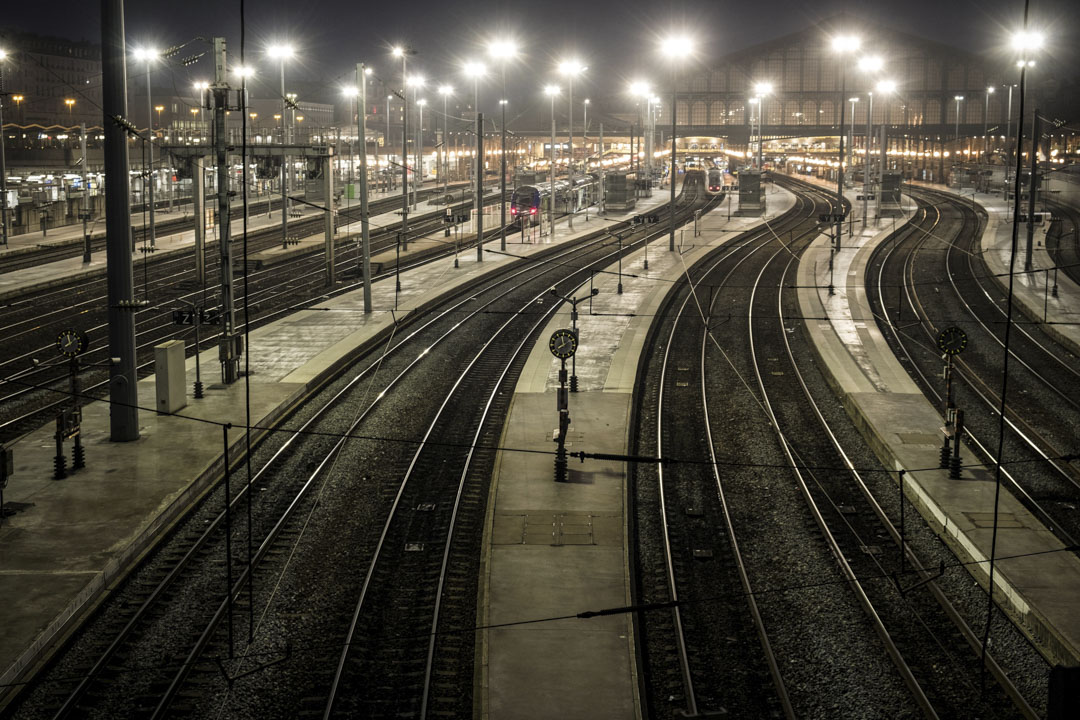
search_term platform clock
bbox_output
[56,328,90,358]
[548,329,578,359]
[936,326,968,356]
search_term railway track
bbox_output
[6,185,698,719]
[0,187,501,445]
[633,175,1040,718]
[868,185,1080,548]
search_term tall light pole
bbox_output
[857,55,883,229]
[875,79,897,219]
[559,59,585,231]
[583,98,590,218]
[386,94,393,190]
[1003,83,1015,198]
[545,84,559,237]
[748,97,759,168]
[439,85,453,198]
[848,96,859,182]
[134,47,158,247]
[0,48,9,247]
[983,86,995,165]
[954,95,964,169]
[416,96,427,209]
[354,64,373,313]
[489,40,518,251]
[753,81,772,170]
[268,43,294,249]
[660,35,693,252]
[831,33,862,254]
[463,60,485,236]
[393,46,415,249]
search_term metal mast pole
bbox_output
[414,91,421,210]
[213,38,239,384]
[475,112,483,261]
[279,60,288,248]
[549,94,555,236]
[567,75,574,231]
[669,66,676,251]
[1,58,10,247]
[500,67,507,250]
[1024,111,1041,272]
[1004,85,1014,199]
[100,0,139,440]
[443,93,449,197]
[145,61,156,247]
[864,92,873,228]
[400,53,409,249]
[836,62,847,252]
[358,63,372,313]
[81,123,90,262]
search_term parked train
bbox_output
[707,167,724,193]
[510,174,600,226]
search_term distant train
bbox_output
[707,167,724,193]
[510,175,600,226]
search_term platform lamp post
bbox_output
[753,82,772,170]
[407,76,425,210]
[392,46,416,250]
[983,86,995,168]
[439,85,453,199]
[463,60,485,187]
[558,59,585,231]
[583,98,591,219]
[1003,83,1015,198]
[660,34,693,252]
[630,80,651,196]
[829,34,861,258]
[855,54,882,232]
[489,40,518,252]
[268,43,294,249]
[848,96,859,185]
[0,47,8,248]
[953,95,964,185]
[874,79,897,220]
[416,95,426,210]
[134,47,160,248]
[544,84,560,237]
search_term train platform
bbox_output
[0,182,689,704]
[478,183,796,719]
[794,175,1080,669]
[0,182,467,302]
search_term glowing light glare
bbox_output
[343,86,359,97]
[954,95,964,101]
[544,84,560,97]
[559,59,586,76]
[194,81,209,90]
[1010,30,1045,52]
[392,46,404,57]
[232,66,255,78]
[417,98,427,107]
[267,44,294,59]
[857,55,883,72]
[831,34,862,53]
[407,74,425,88]
[629,80,650,97]
[753,81,773,97]
[986,86,995,94]
[464,60,486,78]
[488,39,518,60]
[133,47,157,61]
[876,79,897,94]
[0,49,7,60]
[660,35,692,58]
[439,84,454,96]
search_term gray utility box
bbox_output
[154,340,187,414]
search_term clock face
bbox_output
[548,329,578,359]
[56,328,89,358]
[937,326,967,356]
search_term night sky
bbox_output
[3,0,1075,115]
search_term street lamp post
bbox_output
[393,46,414,250]
[355,64,373,313]
[954,95,964,187]
[559,60,585,231]
[753,82,772,170]
[848,96,859,184]
[583,98,590,219]
[416,94,426,210]
[983,86,995,167]
[439,85,453,200]
[748,97,758,168]
[875,79,897,219]
[660,35,692,252]
[545,84,559,237]
[134,48,158,248]
[489,40,518,251]
[269,43,294,249]
[0,48,9,247]
[831,34,862,256]
[1003,84,1015,198]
